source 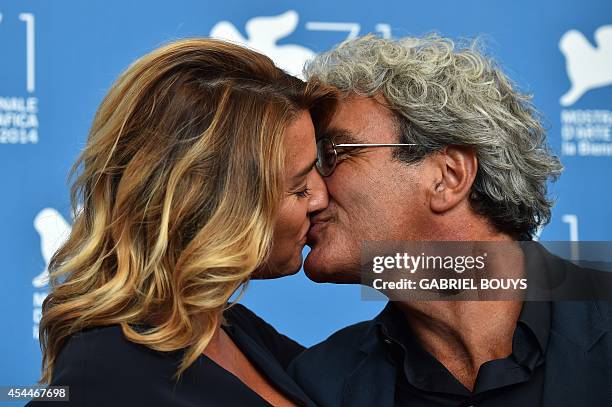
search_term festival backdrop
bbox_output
[1,0,611,390]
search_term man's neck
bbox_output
[396,299,523,391]
[394,220,525,390]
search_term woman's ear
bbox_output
[430,146,477,213]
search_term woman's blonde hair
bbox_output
[39,38,336,383]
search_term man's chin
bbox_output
[303,259,332,283]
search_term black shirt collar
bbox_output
[370,299,551,395]
[517,300,551,356]
[373,300,551,352]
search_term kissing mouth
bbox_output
[298,222,311,245]
[311,215,332,225]
[307,215,333,244]
[310,207,334,225]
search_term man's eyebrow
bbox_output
[318,128,361,145]
[292,158,318,182]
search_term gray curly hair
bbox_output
[305,34,563,240]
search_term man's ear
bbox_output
[430,146,477,213]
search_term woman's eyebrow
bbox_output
[292,158,318,182]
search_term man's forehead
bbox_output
[318,127,363,144]
[318,93,398,143]
[320,98,374,143]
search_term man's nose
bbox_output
[307,170,329,213]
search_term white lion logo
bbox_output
[559,25,612,106]
[32,208,71,288]
[210,10,316,78]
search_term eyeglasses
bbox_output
[316,138,418,177]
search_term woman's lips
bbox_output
[297,222,311,246]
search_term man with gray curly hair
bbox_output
[290,34,612,406]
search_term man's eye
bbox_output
[335,147,350,157]
[337,148,361,160]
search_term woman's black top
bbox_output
[27,304,315,406]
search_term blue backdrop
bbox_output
[1,0,611,391]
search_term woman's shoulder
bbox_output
[223,303,265,327]
[223,303,306,369]
[62,324,177,359]
[223,303,286,340]
[40,325,182,406]
[52,325,179,384]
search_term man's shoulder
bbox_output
[552,299,612,326]
[302,319,372,356]
[288,319,374,399]
[549,299,612,364]
[594,300,612,323]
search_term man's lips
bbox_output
[311,213,332,224]
[307,215,332,243]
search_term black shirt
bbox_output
[377,301,551,407]
[289,243,612,407]
[27,304,314,407]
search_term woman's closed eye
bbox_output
[293,185,312,198]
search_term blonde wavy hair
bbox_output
[39,38,336,383]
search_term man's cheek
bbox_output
[336,187,373,221]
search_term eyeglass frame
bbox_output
[316,137,418,177]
